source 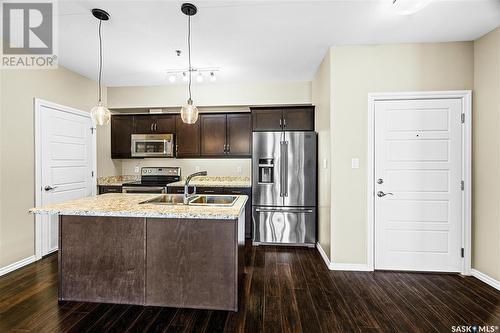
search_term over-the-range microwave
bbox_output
[131,134,175,157]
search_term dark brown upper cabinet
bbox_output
[282,107,314,131]
[134,114,176,134]
[200,113,252,158]
[251,106,314,131]
[175,115,200,157]
[251,108,283,131]
[111,115,134,159]
[200,114,226,156]
[226,113,252,156]
[111,112,251,159]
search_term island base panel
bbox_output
[146,218,238,311]
[58,214,243,311]
[59,216,146,304]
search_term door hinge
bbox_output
[461,180,464,191]
[91,171,95,178]
[90,127,95,134]
[461,113,465,124]
[461,248,465,258]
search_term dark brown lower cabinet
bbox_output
[98,185,122,194]
[58,214,244,311]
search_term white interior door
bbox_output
[374,98,463,272]
[39,102,94,255]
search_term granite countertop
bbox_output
[167,176,251,188]
[97,175,139,186]
[29,193,248,220]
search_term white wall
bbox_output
[473,27,500,281]
[328,42,474,264]
[312,50,332,259]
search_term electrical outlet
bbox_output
[134,166,140,173]
[195,166,200,172]
[351,158,360,169]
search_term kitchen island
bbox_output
[30,193,247,311]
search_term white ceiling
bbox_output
[57,0,500,87]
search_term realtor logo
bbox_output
[2,1,57,68]
[3,2,53,54]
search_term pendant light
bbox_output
[180,3,199,124]
[90,8,111,126]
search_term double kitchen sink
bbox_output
[140,194,238,206]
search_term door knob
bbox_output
[377,191,393,197]
[44,185,57,191]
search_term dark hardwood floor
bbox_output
[1,242,499,332]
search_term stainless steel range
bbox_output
[252,131,317,246]
[122,167,181,194]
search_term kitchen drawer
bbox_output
[225,188,250,195]
[99,185,123,194]
[197,187,225,195]
[168,186,185,194]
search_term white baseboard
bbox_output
[471,269,500,291]
[0,255,37,277]
[330,262,373,271]
[316,243,373,271]
[316,242,332,268]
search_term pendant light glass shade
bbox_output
[181,98,199,124]
[90,9,111,126]
[90,101,111,126]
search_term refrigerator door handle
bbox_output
[280,141,285,197]
[284,140,289,197]
[255,208,314,213]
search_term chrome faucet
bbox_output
[183,171,208,204]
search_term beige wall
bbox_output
[121,158,251,178]
[107,81,312,109]
[0,65,114,268]
[97,122,122,177]
[312,50,332,259]
[109,81,313,178]
[473,27,500,281]
[329,42,474,263]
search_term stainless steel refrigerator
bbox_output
[252,131,317,246]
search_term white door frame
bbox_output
[34,98,97,260]
[367,91,472,275]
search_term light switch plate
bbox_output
[351,158,360,169]
[134,166,140,173]
[323,158,328,169]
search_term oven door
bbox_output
[131,134,174,157]
[122,186,166,194]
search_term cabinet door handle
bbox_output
[279,118,282,128]
[283,117,286,128]
[175,144,178,155]
[150,123,154,132]
[227,144,230,153]
[223,143,226,153]
[155,123,158,131]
